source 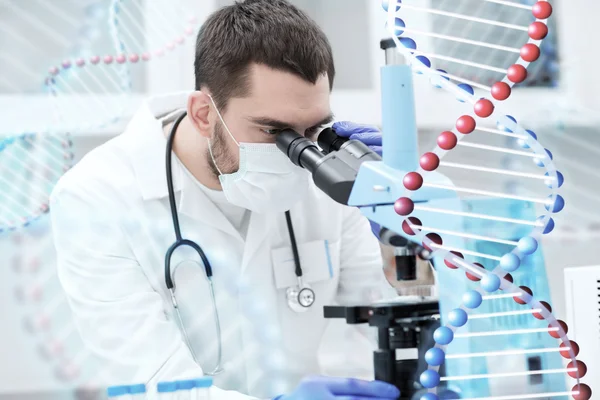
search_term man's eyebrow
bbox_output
[248,113,335,129]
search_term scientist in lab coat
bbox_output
[50,1,400,399]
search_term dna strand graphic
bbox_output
[0,0,200,233]
[7,1,203,396]
[0,1,107,233]
[377,0,592,398]
[45,0,199,132]
[519,105,600,243]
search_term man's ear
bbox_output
[187,91,213,139]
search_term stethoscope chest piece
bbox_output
[286,281,315,313]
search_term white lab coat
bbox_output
[49,93,396,399]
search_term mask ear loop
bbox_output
[207,94,239,146]
[206,94,240,176]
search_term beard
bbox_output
[206,122,238,178]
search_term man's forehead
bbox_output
[233,65,332,127]
[246,112,334,130]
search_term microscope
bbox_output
[276,126,452,399]
[274,37,465,399]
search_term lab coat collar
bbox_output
[125,91,190,201]
[125,92,245,243]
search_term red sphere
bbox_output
[560,341,580,358]
[402,217,422,236]
[567,360,588,379]
[571,383,592,400]
[456,115,476,134]
[548,320,569,338]
[474,99,494,118]
[403,172,423,191]
[394,197,415,216]
[491,82,511,101]
[444,251,464,269]
[103,55,114,64]
[420,152,440,171]
[422,233,443,252]
[503,273,514,284]
[533,301,552,319]
[514,286,533,305]
[466,262,485,281]
[532,1,553,19]
[521,43,541,62]
[508,64,528,83]
[529,21,549,40]
[437,131,458,150]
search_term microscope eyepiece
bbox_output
[275,129,324,173]
[275,127,381,205]
[317,127,349,154]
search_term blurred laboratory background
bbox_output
[0,0,598,399]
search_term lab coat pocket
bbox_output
[271,240,340,289]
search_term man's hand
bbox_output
[332,121,382,156]
[273,375,400,400]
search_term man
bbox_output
[50,1,399,399]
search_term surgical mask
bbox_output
[207,95,310,213]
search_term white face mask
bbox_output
[207,96,311,213]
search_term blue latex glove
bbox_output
[273,376,400,400]
[332,121,382,156]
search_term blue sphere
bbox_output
[415,56,431,74]
[481,274,501,292]
[456,83,474,102]
[448,309,468,327]
[425,347,445,366]
[381,0,401,12]
[517,236,538,255]
[545,194,565,213]
[463,290,483,309]
[497,115,517,132]
[399,37,417,50]
[534,149,553,167]
[420,370,441,389]
[417,55,431,68]
[518,129,537,148]
[432,69,449,88]
[420,393,439,400]
[433,327,454,345]
[537,216,555,234]
[392,18,405,36]
[545,171,564,188]
[500,253,521,272]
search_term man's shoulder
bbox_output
[51,134,138,207]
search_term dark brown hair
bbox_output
[194,0,335,111]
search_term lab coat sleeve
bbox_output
[49,182,258,400]
[317,206,397,380]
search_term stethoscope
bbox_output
[164,111,315,375]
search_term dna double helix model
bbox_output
[380,0,591,399]
[1,0,199,234]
